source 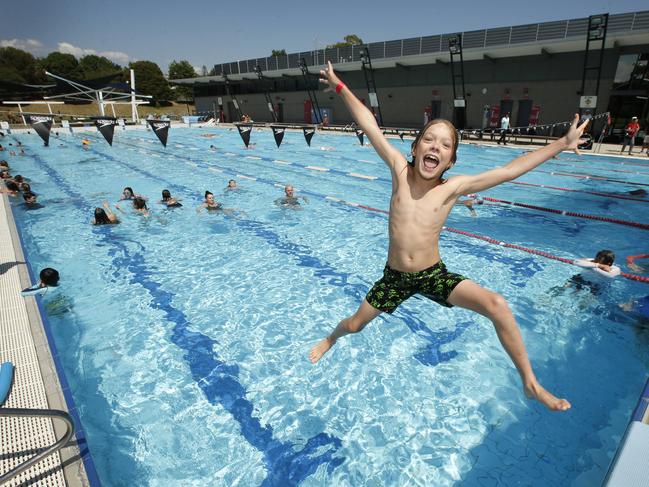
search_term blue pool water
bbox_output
[7,127,649,486]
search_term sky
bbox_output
[1,0,647,75]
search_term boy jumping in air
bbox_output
[309,61,588,412]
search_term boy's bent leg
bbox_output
[447,280,570,412]
[309,299,383,364]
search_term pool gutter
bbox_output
[0,192,100,486]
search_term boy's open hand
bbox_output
[319,61,342,92]
[564,114,590,155]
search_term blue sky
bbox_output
[1,0,647,74]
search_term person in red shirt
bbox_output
[620,116,640,155]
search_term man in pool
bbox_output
[309,61,588,412]
[275,185,308,207]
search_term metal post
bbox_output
[579,14,608,115]
[448,34,467,129]
[130,69,138,122]
[299,58,322,124]
[359,47,384,126]
[255,65,278,122]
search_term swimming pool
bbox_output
[7,126,649,486]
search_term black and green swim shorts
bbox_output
[365,261,467,314]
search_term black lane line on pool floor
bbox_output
[21,147,346,486]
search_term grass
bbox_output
[0,101,197,122]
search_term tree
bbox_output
[168,60,197,102]
[39,51,80,79]
[168,60,197,80]
[78,55,123,80]
[129,60,173,104]
[326,34,364,49]
[271,49,286,56]
[0,47,44,83]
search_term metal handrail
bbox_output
[209,11,648,76]
[0,408,75,483]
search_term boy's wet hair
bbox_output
[94,207,111,224]
[5,181,19,191]
[40,268,59,287]
[22,191,36,201]
[161,189,171,200]
[594,249,615,266]
[410,118,459,166]
[133,197,147,210]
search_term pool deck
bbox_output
[0,122,647,485]
[0,192,91,486]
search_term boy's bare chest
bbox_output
[390,191,451,225]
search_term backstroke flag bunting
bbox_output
[237,124,253,147]
[355,128,364,146]
[271,126,285,148]
[28,115,53,146]
[303,127,315,147]
[94,117,117,146]
[147,120,171,147]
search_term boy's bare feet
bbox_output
[524,381,571,411]
[309,337,335,364]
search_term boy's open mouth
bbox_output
[423,154,439,170]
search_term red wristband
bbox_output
[335,82,345,94]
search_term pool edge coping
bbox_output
[2,191,100,487]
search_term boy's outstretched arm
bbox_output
[319,61,404,169]
[453,114,588,196]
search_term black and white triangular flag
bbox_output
[94,117,117,146]
[355,128,364,146]
[29,115,53,146]
[147,120,171,147]
[271,126,285,148]
[237,123,253,147]
[303,127,315,147]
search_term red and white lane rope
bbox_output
[334,199,649,284]
[480,196,649,230]
[509,181,649,203]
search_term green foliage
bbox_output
[129,60,173,104]
[168,60,197,102]
[78,55,123,80]
[39,51,80,79]
[168,60,197,79]
[0,47,45,83]
[326,34,364,49]
[271,49,287,56]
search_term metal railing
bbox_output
[209,11,648,77]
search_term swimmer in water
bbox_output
[275,185,308,207]
[160,189,182,207]
[197,191,223,212]
[225,179,237,190]
[120,187,136,200]
[92,202,119,225]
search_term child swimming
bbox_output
[309,61,588,412]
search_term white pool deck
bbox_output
[0,193,89,486]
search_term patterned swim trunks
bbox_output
[365,261,467,314]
